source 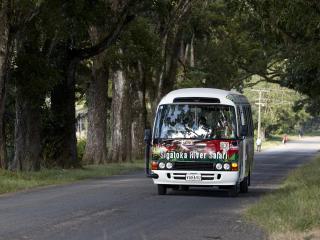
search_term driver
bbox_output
[195,116,212,138]
[160,117,174,138]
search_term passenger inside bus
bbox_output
[192,116,212,138]
[210,111,235,139]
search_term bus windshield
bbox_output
[154,104,237,140]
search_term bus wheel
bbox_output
[157,185,167,195]
[228,184,239,197]
[180,185,189,191]
[240,177,249,193]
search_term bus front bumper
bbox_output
[152,170,239,186]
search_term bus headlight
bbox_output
[215,163,223,171]
[158,162,166,169]
[223,163,231,171]
[166,162,173,169]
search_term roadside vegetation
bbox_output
[261,135,286,149]
[259,134,298,150]
[0,161,144,194]
[259,131,319,151]
[246,156,320,238]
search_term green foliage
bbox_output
[77,139,86,161]
[244,79,310,135]
[239,0,320,114]
[115,16,161,69]
[175,0,282,91]
[39,0,108,48]
[13,48,58,102]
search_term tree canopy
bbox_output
[0,0,318,170]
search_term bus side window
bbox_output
[247,106,254,137]
[240,106,246,126]
[244,106,250,137]
[239,105,248,136]
[237,106,242,136]
[240,105,254,137]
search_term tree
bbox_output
[82,0,143,164]
[107,0,196,162]
[1,0,43,170]
[237,0,320,111]
[148,0,194,112]
[108,16,160,162]
[0,0,11,169]
[82,46,109,165]
[44,0,137,167]
[110,64,133,162]
[12,38,53,171]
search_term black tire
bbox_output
[180,185,189,191]
[228,184,239,197]
[157,184,167,195]
[240,176,249,193]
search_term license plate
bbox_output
[186,173,201,182]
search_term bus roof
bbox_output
[159,88,249,105]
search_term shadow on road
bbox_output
[164,187,267,198]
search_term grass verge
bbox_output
[260,134,299,151]
[246,156,320,238]
[0,161,144,195]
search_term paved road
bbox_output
[1,137,319,240]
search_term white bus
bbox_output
[144,88,254,196]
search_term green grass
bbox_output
[246,156,320,234]
[261,131,320,150]
[261,135,284,149]
[0,161,144,195]
[259,134,299,150]
[303,130,320,137]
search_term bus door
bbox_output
[238,105,247,180]
[243,105,254,176]
[238,104,253,179]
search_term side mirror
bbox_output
[144,129,152,144]
[240,126,247,137]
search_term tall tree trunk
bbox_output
[0,0,10,169]
[190,33,195,67]
[48,1,134,167]
[110,69,132,163]
[11,87,41,171]
[158,27,184,100]
[131,62,147,160]
[147,1,192,117]
[148,26,184,118]
[82,54,108,164]
[183,42,189,64]
[51,60,78,168]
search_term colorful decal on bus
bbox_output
[152,139,239,163]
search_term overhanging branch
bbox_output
[72,0,138,61]
[244,76,281,88]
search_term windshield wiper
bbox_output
[157,139,175,144]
